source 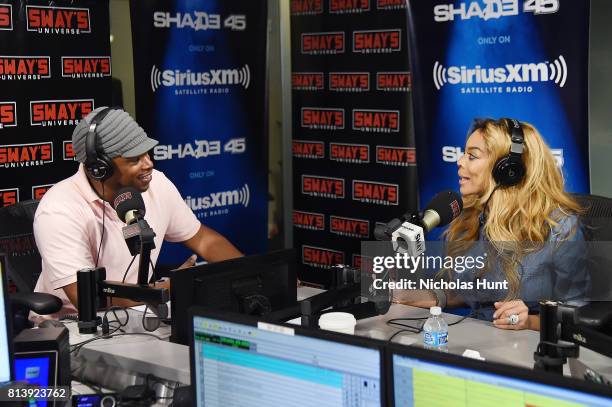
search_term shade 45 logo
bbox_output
[30,99,93,127]
[291,0,323,15]
[62,57,111,78]
[292,72,324,90]
[353,29,401,54]
[301,32,345,55]
[434,0,559,22]
[302,245,345,269]
[0,56,50,80]
[0,4,13,30]
[353,180,398,206]
[153,12,246,31]
[353,109,399,133]
[63,141,75,160]
[330,215,369,239]
[377,72,411,91]
[376,146,416,167]
[293,140,324,159]
[330,0,370,14]
[329,72,369,92]
[32,184,53,200]
[293,210,325,231]
[0,142,53,169]
[302,175,345,199]
[0,188,18,207]
[377,0,407,9]
[329,143,369,164]
[153,138,245,160]
[0,102,17,129]
[301,108,344,130]
[26,5,90,34]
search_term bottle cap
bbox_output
[430,306,442,316]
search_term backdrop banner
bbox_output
[408,0,590,226]
[130,0,269,263]
[291,0,418,287]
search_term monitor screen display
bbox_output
[0,255,12,384]
[392,353,612,407]
[192,315,383,407]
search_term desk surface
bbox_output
[67,287,612,388]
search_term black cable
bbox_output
[70,332,163,355]
[386,312,476,342]
[141,306,161,332]
[95,181,106,267]
[122,255,138,283]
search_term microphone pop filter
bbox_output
[112,187,145,223]
[425,190,463,227]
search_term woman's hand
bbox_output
[492,300,531,330]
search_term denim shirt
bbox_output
[452,214,588,321]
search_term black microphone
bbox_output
[112,187,146,225]
[420,190,463,232]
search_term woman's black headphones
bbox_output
[84,107,115,181]
[491,118,525,187]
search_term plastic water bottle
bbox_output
[423,306,448,351]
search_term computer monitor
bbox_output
[171,249,298,345]
[189,308,385,407]
[388,343,612,406]
[0,253,14,385]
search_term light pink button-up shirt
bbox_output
[33,164,200,318]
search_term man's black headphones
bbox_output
[492,118,526,187]
[85,107,115,181]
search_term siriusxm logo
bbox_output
[185,184,250,210]
[150,64,250,92]
[433,56,567,90]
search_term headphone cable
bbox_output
[94,181,106,268]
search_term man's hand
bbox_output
[178,254,197,270]
[493,300,532,330]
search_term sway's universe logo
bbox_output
[434,0,560,22]
[63,141,76,160]
[30,99,93,127]
[62,57,111,78]
[26,5,90,34]
[433,55,568,93]
[293,140,325,159]
[330,215,369,239]
[302,175,345,199]
[353,29,401,53]
[32,184,53,200]
[0,102,16,129]
[301,32,345,55]
[301,108,344,130]
[0,3,12,30]
[376,146,416,166]
[330,0,370,14]
[150,64,250,95]
[377,0,406,9]
[153,138,245,160]
[292,72,324,90]
[293,210,325,231]
[0,56,50,80]
[353,109,399,133]
[377,72,411,91]
[153,11,246,31]
[0,142,53,168]
[0,188,18,207]
[185,184,250,211]
[302,245,344,269]
[352,180,398,205]
[291,0,323,15]
[329,72,369,92]
[329,143,369,164]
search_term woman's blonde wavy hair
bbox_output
[443,118,582,298]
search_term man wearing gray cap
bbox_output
[32,107,243,318]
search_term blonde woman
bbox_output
[399,118,587,331]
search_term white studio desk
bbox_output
[67,286,612,399]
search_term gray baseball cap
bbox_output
[72,106,158,163]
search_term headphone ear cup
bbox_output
[493,156,525,187]
[87,157,113,181]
